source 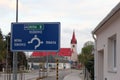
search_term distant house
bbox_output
[28,48,72,70]
[92,2,120,80]
[28,55,70,70]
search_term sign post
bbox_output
[11,22,60,52]
[13,0,18,80]
[11,22,60,80]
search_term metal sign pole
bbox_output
[46,52,48,76]
[13,0,18,80]
[13,52,17,80]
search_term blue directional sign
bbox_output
[11,22,60,52]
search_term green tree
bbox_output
[7,33,27,70]
[78,45,93,66]
[85,57,94,80]
[0,31,27,71]
[0,29,7,71]
[78,42,94,80]
[17,52,27,69]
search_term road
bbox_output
[0,69,72,80]
[0,70,39,80]
[44,69,72,80]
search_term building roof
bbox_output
[31,48,72,57]
[31,52,56,57]
[71,31,77,44]
[92,2,120,34]
[58,48,72,56]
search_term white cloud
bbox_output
[0,0,120,53]
[0,0,16,10]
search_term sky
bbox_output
[0,0,119,54]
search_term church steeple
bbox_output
[70,30,78,62]
[71,30,77,44]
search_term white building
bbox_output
[92,2,120,80]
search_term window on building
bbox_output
[108,34,117,72]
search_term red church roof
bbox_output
[58,48,72,56]
[31,48,72,57]
[31,52,56,57]
[71,31,77,44]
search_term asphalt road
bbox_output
[27,69,73,80]
[0,69,72,80]
[43,69,72,80]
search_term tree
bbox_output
[0,29,7,71]
[0,31,27,71]
[78,41,94,80]
[17,52,27,69]
[6,33,27,70]
[85,57,94,80]
[78,45,93,66]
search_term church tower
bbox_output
[70,30,78,62]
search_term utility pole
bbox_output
[13,0,18,80]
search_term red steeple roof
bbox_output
[71,30,77,44]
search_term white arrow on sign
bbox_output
[28,35,43,49]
